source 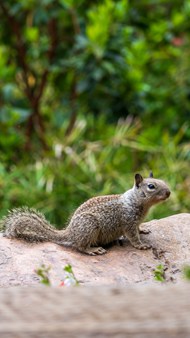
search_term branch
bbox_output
[0,3,33,103]
[65,8,81,136]
[69,8,81,35]
[65,76,77,136]
[34,18,58,105]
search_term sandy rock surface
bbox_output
[0,213,190,287]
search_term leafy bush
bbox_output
[0,0,190,152]
[0,115,189,228]
[0,1,189,227]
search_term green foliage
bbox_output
[183,265,190,280]
[0,1,190,226]
[35,264,51,286]
[153,264,166,282]
[34,264,79,286]
[1,0,190,139]
[63,264,79,286]
[0,114,189,227]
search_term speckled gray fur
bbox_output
[2,173,170,255]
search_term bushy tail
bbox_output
[1,207,63,243]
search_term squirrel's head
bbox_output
[133,172,171,206]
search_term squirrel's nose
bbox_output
[165,190,171,198]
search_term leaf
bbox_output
[25,27,39,42]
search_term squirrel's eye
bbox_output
[148,184,155,189]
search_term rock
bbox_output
[0,213,190,287]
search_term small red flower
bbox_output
[59,281,65,287]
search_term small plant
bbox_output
[60,264,79,286]
[153,264,166,282]
[35,264,51,286]
[183,265,190,280]
[35,263,79,286]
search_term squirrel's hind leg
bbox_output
[69,213,107,255]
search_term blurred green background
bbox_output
[0,0,190,228]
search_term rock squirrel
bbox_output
[2,173,170,255]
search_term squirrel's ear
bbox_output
[135,173,143,188]
[149,171,154,178]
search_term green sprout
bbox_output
[183,265,190,280]
[62,264,79,286]
[35,263,79,287]
[35,264,51,286]
[153,264,165,282]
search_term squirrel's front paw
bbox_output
[139,229,151,235]
[133,243,152,250]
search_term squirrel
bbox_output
[1,172,170,255]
